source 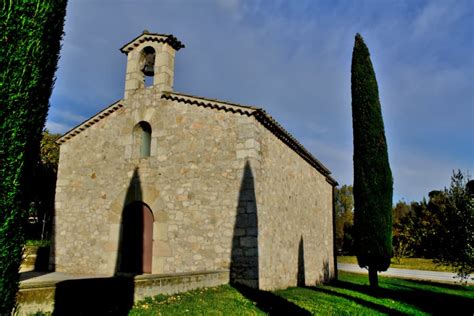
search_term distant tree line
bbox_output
[26,130,60,242]
[336,170,474,281]
[335,184,354,254]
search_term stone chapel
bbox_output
[53,31,338,290]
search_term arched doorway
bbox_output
[119,202,154,274]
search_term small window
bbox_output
[133,121,152,158]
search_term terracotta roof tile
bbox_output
[120,31,185,54]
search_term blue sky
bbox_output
[48,0,474,203]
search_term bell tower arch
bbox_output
[120,30,185,98]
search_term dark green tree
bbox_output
[351,34,393,288]
[433,170,473,282]
[0,2,67,313]
[335,185,354,253]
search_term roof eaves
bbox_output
[120,33,185,54]
[252,109,333,177]
[326,176,339,186]
[56,100,123,145]
[161,91,259,115]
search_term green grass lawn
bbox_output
[338,256,454,272]
[130,271,473,315]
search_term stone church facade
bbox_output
[53,31,337,290]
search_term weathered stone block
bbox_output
[154,241,172,257]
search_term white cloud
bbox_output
[412,0,467,39]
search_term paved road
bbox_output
[338,263,473,285]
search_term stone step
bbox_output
[21,246,50,272]
[16,270,229,315]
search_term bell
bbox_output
[142,64,154,76]
[141,51,155,76]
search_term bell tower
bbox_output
[120,30,185,98]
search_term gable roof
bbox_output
[162,92,337,185]
[56,100,123,144]
[57,92,337,186]
[120,31,185,54]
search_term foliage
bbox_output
[130,272,473,315]
[39,129,60,171]
[412,198,444,258]
[351,33,393,285]
[389,170,473,281]
[392,201,412,226]
[392,201,415,262]
[432,170,473,282]
[391,199,441,260]
[0,1,67,314]
[25,239,51,248]
[335,185,354,254]
[26,130,60,241]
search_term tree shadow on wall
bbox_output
[298,239,332,286]
[116,168,144,275]
[322,259,330,282]
[230,161,310,315]
[230,161,258,288]
[53,168,142,315]
[297,236,305,287]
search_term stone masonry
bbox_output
[53,31,337,291]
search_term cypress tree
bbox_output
[0,1,67,313]
[351,33,393,288]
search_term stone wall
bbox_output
[54,104,126,274]
[54,86,334,290]
[54,86,260,276]
[257,124,335,290]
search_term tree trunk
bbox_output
[368,267,378,288]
